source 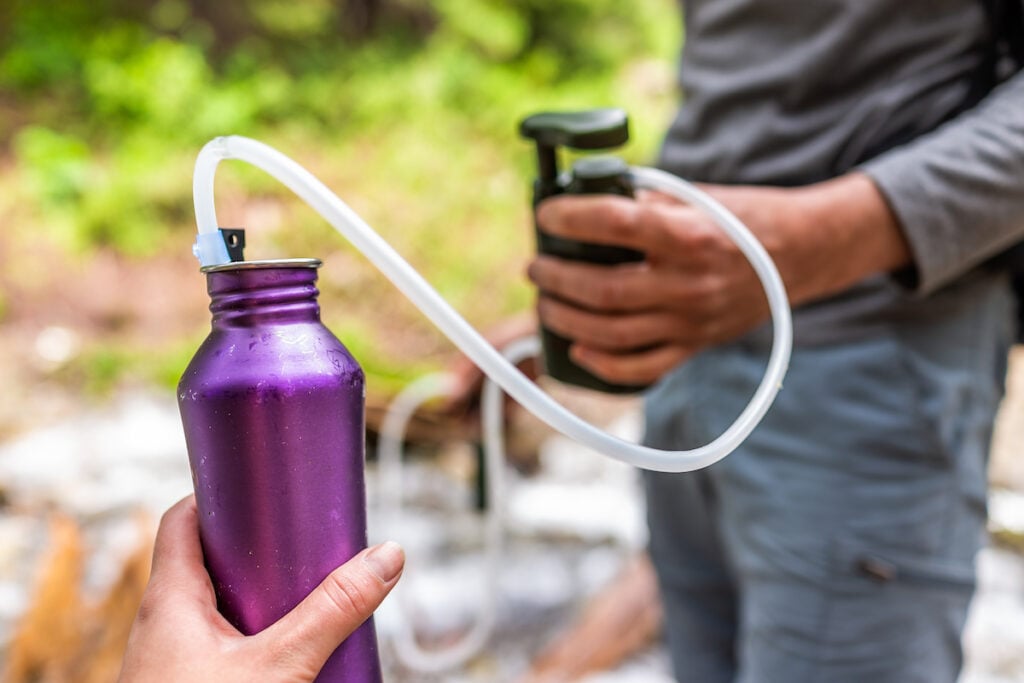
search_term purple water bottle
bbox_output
[177,257,382,682]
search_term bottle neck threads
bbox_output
[205,260,322,328]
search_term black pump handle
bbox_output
[519,108,630,150]
[520,108,630,190]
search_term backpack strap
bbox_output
[980,0,1024,72]
[1001,0,1024,66]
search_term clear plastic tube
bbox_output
[376,336,541,672]
[192,136,792,473]
[376,372,495,671]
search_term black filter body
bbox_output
[520,109,649,394]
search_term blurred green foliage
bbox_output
[0,0,680,393]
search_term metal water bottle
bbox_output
[177,257,381,682]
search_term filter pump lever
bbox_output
[519,108,630,196]
[519,108,645,393]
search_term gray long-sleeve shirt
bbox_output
[658,0,1024,343]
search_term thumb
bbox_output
[257,541,404,675]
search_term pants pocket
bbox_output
[805,538,977,683]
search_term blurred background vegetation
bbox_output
[0,0,679,417]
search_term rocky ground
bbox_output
[1,357,1023,681]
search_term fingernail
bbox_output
[363,541,405,583]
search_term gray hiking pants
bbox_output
[643,273,1015,683]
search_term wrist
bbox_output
[800,172,911,298]
[698,174,912,307]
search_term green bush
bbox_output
[0,0,680,390]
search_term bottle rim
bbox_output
[201,258,322,274]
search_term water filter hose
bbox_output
[376,336,541,672]
[192,135,792,473]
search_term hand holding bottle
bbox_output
[118,497,404,683]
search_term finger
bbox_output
[537,297,679,352]
[441,314,539,416]
[528,258,664,312]
[571,344,694,386]
[528,257,717,314]
[537,195,706,255]
[441,353,487,417]
[147,495,215,604]
[537,195,653,251]
[258,541,404,673]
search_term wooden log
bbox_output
[2,514,153,683]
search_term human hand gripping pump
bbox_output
[178,108,792,682]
